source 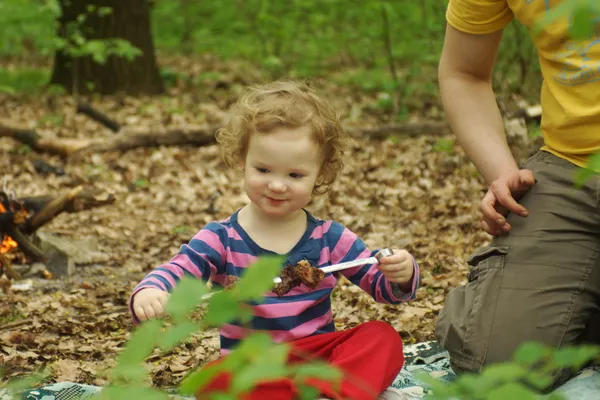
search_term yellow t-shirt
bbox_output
[447,0,600,168]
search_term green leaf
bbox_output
[513,342,550,366]
[552,345,600,370]
[113,319,161,369]
[97,385,168,400]
[0,85,15,94]
[203,291,243,326]
[98,7,113,17]
[2,370,47,391]
[232,255,284,300]
[532,1,573,36]
[209,394,238,400]
[587,152,600,172]
[547,393,567,400]
[179,362,228,395]
[481,363,527,382]
[164,277,208,321]
[525,370,554,391]
[293,363,342,383]
[231,361,289,393]
[486,382,538,400]
[570,4,595,40]
[296,384,321,400]
[158,321,201,351]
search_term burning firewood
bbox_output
[0,186,115,264]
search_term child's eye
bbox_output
[289,173,304,179]
[256,167,269,173]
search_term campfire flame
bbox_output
[0,202,18,254]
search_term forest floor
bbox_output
[0,55,540,388]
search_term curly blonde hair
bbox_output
[216,80,350,194]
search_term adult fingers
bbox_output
[481,220,510,236]
[491,180,528,216]
[519,169,536,187]
[479,191,507,232]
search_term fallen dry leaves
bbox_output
[0,56,539,389]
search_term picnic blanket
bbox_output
[2,341,599,399]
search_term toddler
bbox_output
[129,80,420,400]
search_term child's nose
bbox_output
[268,180,287,192]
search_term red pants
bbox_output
[195,321,404,400]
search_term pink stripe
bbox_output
[193,229,225,261]
[330,228,358,263]
[272,311,334,342]
[169,253,206,278]
[340,248,372,279]
[219,311,334,343]
[253,294,329,318]
[357,263,382,296]
[310,221,332,240]
[229,250,257,268]
[220,324,251,339]
[224,226,243,241]
[148,271,177,289]
[136,278,168,291]
[317,247,330,266]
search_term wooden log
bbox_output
[1,118,453,157]
[27,186,84,232]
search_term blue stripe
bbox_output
[156,266,182,282]
[325,222,344,252]
[377,276,394,303]
[220,336,240,351]
[247,297,332,330]
[342,238,367,262]
[186,240,223,272]
[142,281,167,291]
[249,288,333,305]
[227,239,255,255]
[169,262,205,281]
[145,274,174,291]
[315,319,336,334]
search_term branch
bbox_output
[0,121,89,157]
[27,186,84,232]
[76,103,121,132]
[6,227,46,262]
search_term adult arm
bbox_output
[439,24,534,234]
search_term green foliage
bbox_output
[433,138,455,154]
[421,342,600,400]
[55,6,141,67]
[0,254,341,400]
[0,68,49,94]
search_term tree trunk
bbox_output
[49,0,164,95]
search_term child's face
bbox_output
[243,125,321,218]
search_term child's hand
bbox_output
[377,249,414,285]
[132,288,170,321]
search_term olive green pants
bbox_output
[435,150,600,389]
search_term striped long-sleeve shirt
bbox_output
[129,209,420,354]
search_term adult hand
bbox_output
[132,288,170,321]
[481,169,535,235]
